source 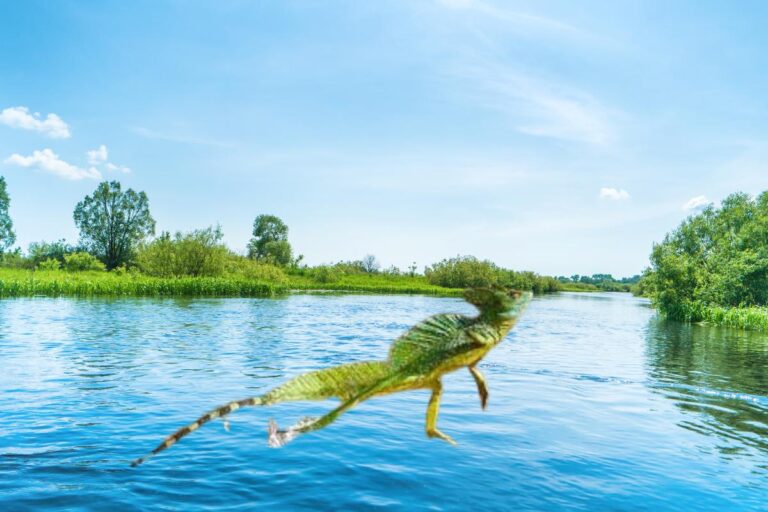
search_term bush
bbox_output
[310,265,341,283]
[226,256,287,283]
[28,239,76,267]
[136,226,229,277]
[425,256,502,288]
[37,258,62,271]
[64,252,106,272]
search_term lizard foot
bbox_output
[267,417,318,448]
[427,428,457,446]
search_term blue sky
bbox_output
[1,0,767,277]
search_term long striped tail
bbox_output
[130,396,265,467]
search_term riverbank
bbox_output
[0,268,463,298]
[663,301,768,332]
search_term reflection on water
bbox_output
[1,293,767,510]
[646,319,768,466]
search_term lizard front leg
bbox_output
[468,365,489,410]
[425,380,456,445]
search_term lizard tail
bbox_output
[130,395,265,467]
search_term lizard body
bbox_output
[131,287,531,466]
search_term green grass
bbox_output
[661,300,768,332]
[0,268,460,298]
[286,273,463,296]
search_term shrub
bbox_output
[226,256,287,283]
[64,252,106,272]
[425,256,501,288]
[136,226,229,277]
[311,265,341,284]
[37,258,62,271]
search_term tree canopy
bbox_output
[73,181,155,270]
[642,191,768,318]
[0,177,16,253]
[248,214,293,266]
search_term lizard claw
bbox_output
[427,429,457,446]
[267,417,318,448]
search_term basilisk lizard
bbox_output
[131,287,531,466]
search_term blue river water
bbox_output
[1,292,767,510]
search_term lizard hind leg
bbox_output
[426,380,456,445]
[469,365,489,410]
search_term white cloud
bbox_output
[86,144,109,165]
[682,195,709,211]
[106,162,131,174]
[0,106,71,139]
[4,149,101,181]
[599,187,630,201]
[86,145,131,173]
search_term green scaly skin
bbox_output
[131,287,532,466]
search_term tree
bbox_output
[247,214,293,266]
[73,181,155,270]
[0,176,16,253]
[361,254,380,273]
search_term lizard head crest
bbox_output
[463,287,532,317]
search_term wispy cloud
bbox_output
[4,149,101,180]
[454,63,617,145]
[599,187,629,201]
[682,195,709,211]
[0,106,71,139]
[435,0,585,38]
[132,126,235,148]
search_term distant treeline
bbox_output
[0,178,635,297]
[556,274,641,292]
[639,191,768,331]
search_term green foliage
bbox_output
[0,248,28,269]
[261,240,293,266]
[425,256,501,288]
[643,191,768,329]
[37,258,61,271]
[557,273,639,292]
[225,255,287,283]
[248,214,293,265]
[28,239,76,267]
[424,255,562,293]
[63,252,106,272]
[0,176,15,253]
[136,226,229,277]
[73,181,155,270]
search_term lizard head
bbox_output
[463,287,532,317]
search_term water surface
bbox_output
[1,292,767,510]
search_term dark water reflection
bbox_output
[646,319,768,467]
[1,293,767,510]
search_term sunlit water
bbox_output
[1,292,767,510]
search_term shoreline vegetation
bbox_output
[0,180,640,300]
[638,191,768,332]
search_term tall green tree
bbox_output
[643,190,768,318]
[0,176,16,253]
[73,181,155,270]
[247,214,293,265]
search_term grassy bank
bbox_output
[0,268,461,298]
[663,301,768,332]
